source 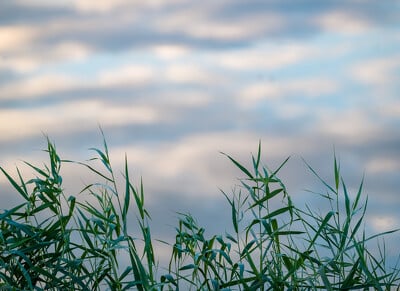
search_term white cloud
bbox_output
[0,56,40,73]
[72,0,132,13]
[274,103,310,120]
[369,215,398,233]
[14,0,163,13]
[314,11,372,34]
[0,62,157,100]
[314,110,383,143]
[106,131,316,203]
[155,3,283,41]
[164,63,223,85]
[239,82,281,104]
[216,44,314,71]
[238,78,338,107]
[366,158,400,175]
[285,79,338,96]
[98,65,155,86]
[160,91,211,107]
[51,42,93,62]
[0,25,38,54]
[0,100,161,142]
[150,44,190,60]
[349,55,400,86]
[377,101,400,118]
[110,131,259,178]
[71,0,186,13]
[0,38,93,73]
[0,74,78,100]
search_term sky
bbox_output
[0,0,400,267]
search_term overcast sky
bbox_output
[0,0,399,266]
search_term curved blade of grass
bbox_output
[248,188,283,209]
[334,150,340,192]
[307,211,335,251]
[0,167,29,201]
[89,148,112,173]
[74,161,113,182]
[123,154,130,233]
[252,140,262,176]
[270,156,290,179]
[220,152,254,179]
[0,204,25,219]
[319,265,333,291]
[303,158,336,194]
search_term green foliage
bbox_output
[0,135,399,290]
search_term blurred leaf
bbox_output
[179,264,197,271]
[319,265,333,291]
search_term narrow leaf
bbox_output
[221,152,254,179]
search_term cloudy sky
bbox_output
[1,0,399,266]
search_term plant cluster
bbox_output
[0,134,399,290]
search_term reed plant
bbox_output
[0,133,399,290]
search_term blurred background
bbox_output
[1,0,399,266]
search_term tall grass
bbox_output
[0,134,399,290]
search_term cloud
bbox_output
[314,11,372,34]
[164,63,224,85]
[0,22,92,73]
[51,41,93,60]
[0,31,93,73]
[2,1,398,59]
[378,101,400,118]
[238,77,338,107]
[349,55,400,86]
[97,65,155,86]
[369,215,398,233]
[102,129,350,208]
[158,90,211,107]
[314,110,383,143]
[0,25,38,54]
[150,44,190,60]
[107,131,307,201]
[1,0,397,80]
[366,157,400,175]
[0,62,156,100]
[70,0,186,13]
[12,0,155,14]
[0,55,40,73]
[0,99,162,142]
[0,74,78,100]
[215,43,314,71]
[72,0,134,13]
[163,11,284,42]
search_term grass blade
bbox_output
[221,152,254,179]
